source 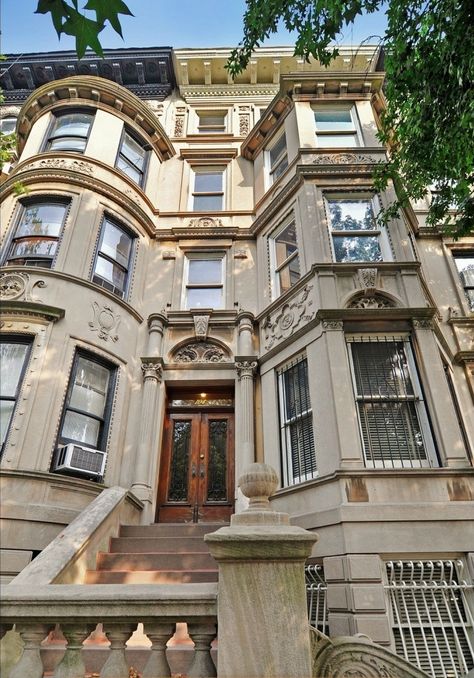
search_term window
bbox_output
[277,355,317,486]
[386,560,474,678]
[453,253,474,311]
[197,110,227,134]
[183,254,224,309]
[115,129,148,185]
[267,132,288,185]
[314,106,360,147]
[0,117,17,134]
[4,201,68,268]
[347,336,436,468]
[191,167,224,211]
[271,220,300,297]
[59,352,115,450]
[0,337,31,452]
[327,196,391,262]
[46,111,94,153]
[92,217,134,298]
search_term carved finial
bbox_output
[238,463,278,512]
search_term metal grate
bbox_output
[305,564,328,635]
[70,446,104,474]
[347,336,435,468]
[277,355,317,486]
[386,560,474,677]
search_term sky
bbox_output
[1,0,388,55]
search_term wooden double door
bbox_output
[157,409,234,523]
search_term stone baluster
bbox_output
[9,623,50,678]
[187,624,217,678]
[141,623,174,678]
[53,625,92,678]
[100,624,133,678]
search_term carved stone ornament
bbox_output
[413,318,434,330]
[174,111,186,137]
[312,153,380,165]
[24,158,94,175]
[263,285,315,350]
[0,272,46,302]
[123,188,141,205]
[236,360,258,379]
[187,217,224,228]
[0,105,21,118]
[172,341,231,363]
[310,628,428,678]
[193,314,210,340]
[141,360,163,381]
[322,319,344,331]
[357,267,378,290]
[145,100,164,116]
[89,302,120,342]
[348,294,394,310]
[239,113,250,136]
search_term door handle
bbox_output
[191,463,197,478]
[199,463,205,478]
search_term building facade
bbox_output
[1,46,473,677]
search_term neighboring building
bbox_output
[1,45,473,677]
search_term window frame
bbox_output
[196,109,228,134]
[269,216,301,299]
[91,215,136,299]
[346,334,437,469]
[0,335,32,454]
[182,251,226,310]
[44,109,94,154]
[266,130,289,187]
[313,104,362,148]
[277,353,317,487]
[451,250,474,313]
[190,165,226,212]
[114,126,150,187]
[58,350,117,452]
[0,116,17,135]
[3,198,69,269]
[325,193,393,263]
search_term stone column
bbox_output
[147,313,167,355]
[235,359,257,512]
[237,311,255,356]
[131,358,163,523]
[205,464,317,678]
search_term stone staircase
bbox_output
[85,523,222,584]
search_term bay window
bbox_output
[0,337,31,452]
[115,129,148,186]
[92,217,134,298]
[314,106,360,147]
[46,111,94,153]
[267,132,288,185]
[271,219,300,297]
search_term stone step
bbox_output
[85,569,218,584]
[95,551,217,571]
[119,523,225,538]
[109,536,211,554]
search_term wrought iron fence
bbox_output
[305,564,328,635]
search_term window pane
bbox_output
[358,401,426,463]
[10,238,58,259]
[62,411,100,447]
[193,194,223,211]
[317,134,358,148]
[100,221,132,269]
[270,135,286,165]
[455,257,474,286]
[188,259,222,284]
[0,401,14,446]
[116,157,142,184]
[0,117,17,134]
[18,204,65,237]
[51,113,92,137]
[328,200,375,230]
[271,155,288,179]
[186,287,223,309]
[352,341,414,397]
[121,132,146,169]
[278,256,300,292]
[0,343,29,397]
[94,257,126,294]
[275,222,298,267]
[194,172,223,192]
[69,357,110,417]
[49,137,87,152]
[333,235,382,262]
[314,109,354,131]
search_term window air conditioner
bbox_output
[53,443,107,480]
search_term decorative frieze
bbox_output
[172,341,231,363]
[21,157,94,175]
[322,319,344,331]
[312,152,382,165]
[263,285,315,350]
[89,302,121,342]
[348,295,394,310]
[187,217,224,228]
[412,318,434,330]
[174,106,187,137]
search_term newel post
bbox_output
[205,463,317,678]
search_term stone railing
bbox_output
[1,583,217,678]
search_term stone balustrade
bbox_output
[1,583,217,678]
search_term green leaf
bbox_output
[83,0,134,38]
[35,0,69,37]
[61,6,105,58]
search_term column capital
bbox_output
[235,359,258,379]
[147,312,168,333]
[237,310,255,330]
[141,357,163,382]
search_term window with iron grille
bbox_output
[347,336,437,468]
[277,355,317,486]
[386,560,474,678]
[305,564,328,635]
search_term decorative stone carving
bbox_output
[357,267,378,290]
[310,628,428,677]
[348,294,394,309]
[263,285,315,350]
[193,314,210,340]
[312,153,380,165]
[187,217,224,228]
[234,249,248,259]
[89,302,120,342]
[239,113,250,136]
[0,272,46,302]
[172,341,231,363]
[322,319,344,331]
[141,359,163,382]
[145,100,164,117]
[174,107,186,137]
[0,105,21,118]
[26,158,95,175]
[238,463,279,511]
[162,249,176,259]
[413,318,434,330]
[123,188,141,205]
[236,360,258,380]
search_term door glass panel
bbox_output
[207,419,228,501]
[168,420,192,502]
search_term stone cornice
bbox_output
[280,71,385,96]
[0,300,65,322]
[317,306,437,324]
[180,148,238,163]
[16,75,175,160]
[241,95,292,160]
